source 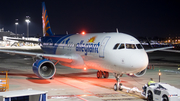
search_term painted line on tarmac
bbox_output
[58,74,144,100]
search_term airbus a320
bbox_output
[0,2,173,91]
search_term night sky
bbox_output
[0,0,180,37]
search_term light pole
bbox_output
[25,16,30,39]
[158,70,161,82]
[15,19,18,37]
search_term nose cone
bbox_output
[130,50,149,72]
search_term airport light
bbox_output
[15,22,18,25]
[25,16,30,38]
[15,19,18,37]
[158,70,161,82]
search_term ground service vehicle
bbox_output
[142,83,180,101]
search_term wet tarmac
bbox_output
[0,48,180,101]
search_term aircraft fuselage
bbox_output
[41,32,149,74]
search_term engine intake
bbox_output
[33,59,56,79]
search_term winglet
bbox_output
[146,37,153,48]
[42,2,54,37]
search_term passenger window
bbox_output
[136,44,143,49]
[113,43,120,49]
[118,43,125,49]
[126,44,136,49]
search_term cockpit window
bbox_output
[136,44,143,49]
[118,43,125,49]
[126,44,136,49]
[113,43,120,49]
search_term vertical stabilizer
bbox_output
[42,2,54,36]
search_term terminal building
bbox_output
[0,28,24,40]
[0,28,20,41]
[0,28,39,47]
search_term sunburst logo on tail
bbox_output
[88,36,96,43]
[42,2,53,37]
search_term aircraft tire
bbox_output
[97,71,102,78]
[103,71,109,78]
[119,83,123,91]
[114,83,118,91]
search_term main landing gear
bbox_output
[97,70,109,78]
[113,73,123,91]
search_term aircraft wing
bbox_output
[145,46,174,53]
[0,49,72,63]
[159,49,180,53]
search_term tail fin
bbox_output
[42,2,53,37]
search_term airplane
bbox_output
[0,2,173,91]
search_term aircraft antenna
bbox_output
[116,28,119,33]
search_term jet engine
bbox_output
[127,68,147,77]
[33,59,56,79]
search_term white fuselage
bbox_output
[42,32,149,74]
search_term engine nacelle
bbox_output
[33,59,56,79]
[127,68,147,77]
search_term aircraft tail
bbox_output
[42,2,54,37]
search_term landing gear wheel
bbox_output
[113,73,122,91]
[162,95,169,101]
[147,91,153,101]
[114,83,118,91]
[103,71,109,78]
[119,83,123,91]
[97,70,102,78]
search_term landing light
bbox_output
[129,73,133,75]
[83,67,87,71]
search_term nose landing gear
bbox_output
[114,73,123,91]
